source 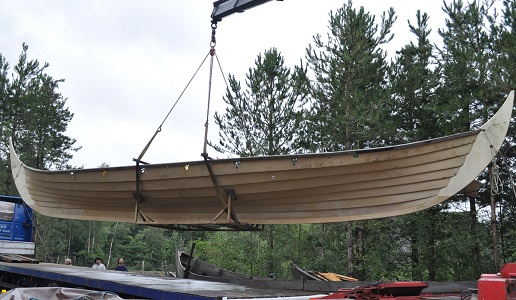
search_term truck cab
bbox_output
[0,195,34,256]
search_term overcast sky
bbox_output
[1,1,449,169]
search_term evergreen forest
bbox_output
[1,0,516,282]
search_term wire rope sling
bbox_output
[132,22,236,224]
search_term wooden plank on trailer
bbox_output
[0,254,39,263]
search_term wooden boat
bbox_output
[176,249,252,280]
[9,92,514,227]
[174,250,478,295]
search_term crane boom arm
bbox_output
[211,0,281,23]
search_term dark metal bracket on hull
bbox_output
[202,153,241,225]
[133,158,154,223]
[150,223,264,231]
[212,188,239,223]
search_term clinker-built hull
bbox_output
[9,92,514,226]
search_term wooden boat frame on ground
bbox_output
[176,248,254,280]
[9,92,514,229]
[175,248,476,295]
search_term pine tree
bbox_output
[389,11,442,143]
[212,47,308,157]
[0,44,79,194]
[490,0,516,269]
[388,10,450,280]
[437,0,505,272]
[303,0,395,277]
[212,47,309,277]
[304,0,395,153]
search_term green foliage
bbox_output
[389,10,443,143]
[436,0,502,134]
[303,0,395,152]
[387,9,456,281]
[212,48,309,157]
[497,0,516,89]
[436,0,513,272]
[299,0,397,278]
[195,231,263,277]
[211,48,310,277]
[0,44,79,171]
[32,214,70,262]
[356,219,407,281]
[494,0,516,270]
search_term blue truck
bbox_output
[0,195,34,256]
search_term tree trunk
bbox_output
[490,192,499,271]
[266,225,274,277]
[469,196,480,277]
[87,221,91,253]
[4,164,12,195]
[297,224,301,263]
[92,222,96,250]
[356,222,364,279]
[107,222,119,268]
[411,233,420,280]
[428,218,436,281]
[321,224,325,269]
[67,220,72,258]
[347,221,355,277]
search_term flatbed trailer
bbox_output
[0,261,329,299]
[0,260,482,300]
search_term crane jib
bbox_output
[211,0,283,23]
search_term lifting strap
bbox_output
[136,53,211,162]
[132,33,213,223]
[201,23,239,224]
[133,22,235,224]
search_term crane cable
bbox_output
[136,52,210,162]
[133,47,212,223]
[201,23,239,223]
[136,24,229,162]
[201,22,228,157]
[133,24,214,222]
[203,23,219,156]
[133,22,232,223]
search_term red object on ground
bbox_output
[501,263,516,279]
[310,263,516,300]
[312,281,429,300]
[478,263,516,300]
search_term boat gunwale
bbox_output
[15,129,481,174]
